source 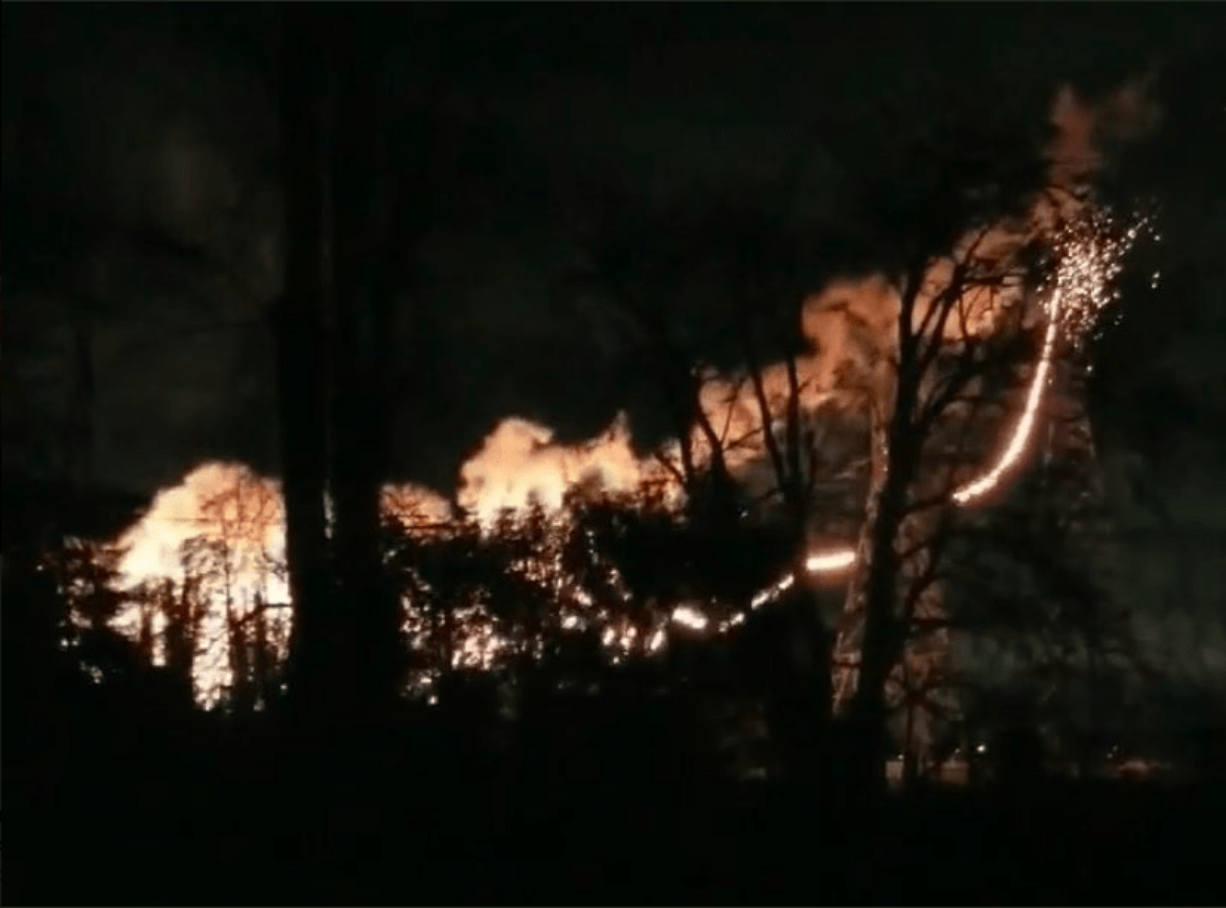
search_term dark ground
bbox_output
[4,569,1220,906]
[8,730,1223,906]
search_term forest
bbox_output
[5,4,1225,904]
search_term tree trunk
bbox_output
[755,534,835,782]
[902,684,919,787]
[842,490,906,798]
[252,594,273,710]
[327,322,402,711]
[275,11,335,721]
[836,387,922,799]
[325,47,406,715]
[786,544,835,780]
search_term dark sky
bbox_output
[4,4,1223,536]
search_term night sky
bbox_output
[5,4,1225,690]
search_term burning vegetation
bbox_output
[70,190,1150,767]
[14,6,1226,903]
[24,75,1164,788]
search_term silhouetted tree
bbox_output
[274,9,335,724]
[686,188,874,779]
[931,418,1151,781]
[561,186,743,522]
[823,117,1068,798]
[278,10,548,721]
[560,182,869,779]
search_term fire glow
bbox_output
[100,204,1144,705]
[91,82,1152,705]
[758,205,1149,602]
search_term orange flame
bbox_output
[99,81,1155,699]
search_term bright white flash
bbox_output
[805,550,857,573]
[671,604,709,632]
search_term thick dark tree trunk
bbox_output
[275,11,335,721]
[325,46,407,716]
[326,291,402,712]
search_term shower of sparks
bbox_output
[952,208,1147,504]
[950,296,1062,505]
[748,205,1150,608]
[86,194,1148,704]
[453,617,509,671]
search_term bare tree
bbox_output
[823,119,1135,794]
[688,192,860,779]
[559,181,872,777]
[933,377,1152,781]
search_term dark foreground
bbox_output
[8,736,1222,906]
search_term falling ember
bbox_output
[953,207,1148,504]
[951,296,1062,505]
[648,626,668,653]
[671,604,710,632]
[716,612,747,635]
[805,550,857,573]
[453,619,508,671]
[751,572,795,609]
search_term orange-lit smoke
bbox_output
[456,414,662,526]
[496,79,1159,516]
[1047,74,1161,188]
[100,80,1157,700]
[747,79,1158,599]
